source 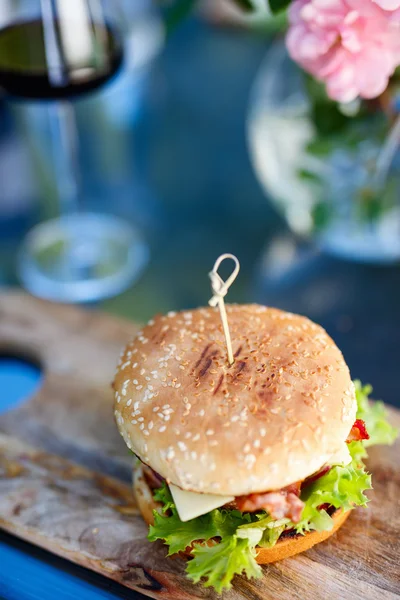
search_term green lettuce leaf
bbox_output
[149,484,261,591]
[238,514,289,548]
[149,507,217,556]
[354,381,398,447]
[347,440,368,463]
[187,537,261,593]
[295,458,372,534]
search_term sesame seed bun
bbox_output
[114,304,356,496]
[133,462,350,564]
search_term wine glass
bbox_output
[0,0,150,302]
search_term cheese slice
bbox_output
[327,443,352,467]
[169,484,234,522]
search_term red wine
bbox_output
[0,19,123,100]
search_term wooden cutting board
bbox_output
[0,291,399,600]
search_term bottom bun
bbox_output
[254,508,349,563]
[133,463,350,564]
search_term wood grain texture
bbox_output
[0,291,138,481]
[0,291,399,599]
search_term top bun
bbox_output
[114,304,356,496]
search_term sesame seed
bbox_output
[159,425,166,432]
[153,406,160,412]
[301,438,310,450]
[138,417,144,422]
[166,448,175,460]
[260,428,266,437]
[243,443,251,453]
[136,385,143,390]
[206,429,214,436]
[126,399,132,407]
[193,433,200,441]
[148,421,154,430]
[253,439,260,448]
[122,388,127,396]
[184,432,192,439]
[209,440,218,447]
[121,361,130,370]
[131,419,137,425]
[133,363,138,368]
[190,451,197,460]
[164,415,170,421]
[244,454,256,469]
[178,442,187,451]
[139,423,144,430]
[198,409,205,417]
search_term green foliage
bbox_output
[304,76,351,137]
[162,0,198,34]
[268,0,291,13]
[297,76,395,231]
[231,0,255,10]
[311,201,332,232]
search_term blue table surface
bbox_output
[0,533,144,600]
[0,358,146,599]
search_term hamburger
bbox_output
[113,304,397,592]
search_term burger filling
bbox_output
[147,382,397,593]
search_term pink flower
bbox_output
[286,0,400,103]
[372,0,400,9]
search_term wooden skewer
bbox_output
[208,253,240,366]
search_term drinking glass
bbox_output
[0,0,150,302]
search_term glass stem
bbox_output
[374,112,400,191]
[48,100,80,215]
